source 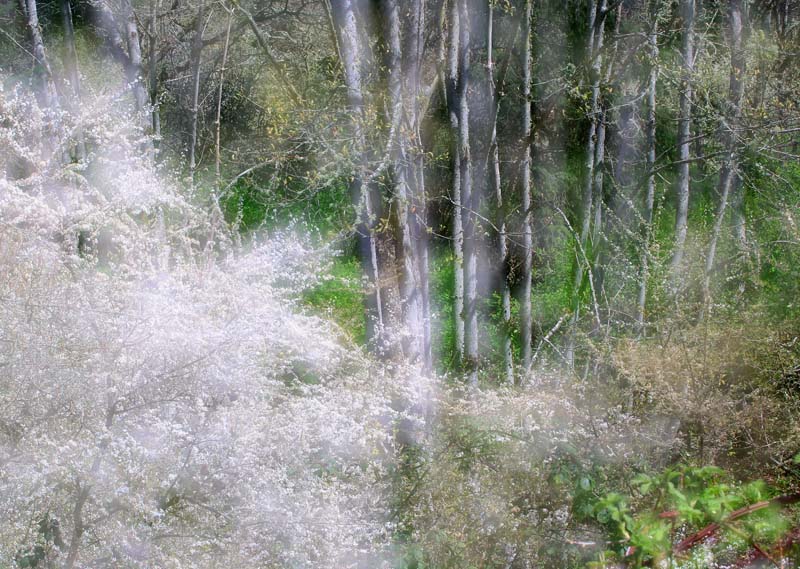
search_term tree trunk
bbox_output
[93,0,148,124]
[566,0,606,368]
[444,0,465,366]
[589,3,622,305]
[486,3,513,384]
[330,0,386,350]
[121,0,148,117]
[457,0,478,385]
[409,0,432,372]
[188,2,205,186]
[149,0,161,147]
[637,12,659,333]
[19,0,57,109]
[61,0,86,160]
[520,0,533,377]
[385,0,425,365]
[215,6,232,193]
[701,0,747,317]
[671,0,695,278]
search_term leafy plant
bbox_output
[588,464,799,567]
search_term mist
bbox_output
[3,0,800,567]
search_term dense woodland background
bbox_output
[2,0,800,566]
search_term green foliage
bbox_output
[301,251,365,345]
[222,177,352,239]
[587,464,798,566]
[429,246,459,374]
[441,416,505,474]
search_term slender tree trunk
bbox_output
[566,0,606,368]
[330,0,385,350]
[121,0,148,117]
[671,0,695,278]
[93,0,148,127]
[20,0,57,109]
[591,106,606,251]
[731,173,747,249]
[61,0,80,98]
[149,0,161,147]
[410,0,432,372]
[385,0,424,365]
[61,0,86,160]
[64,483,89,569]
[702,0,747,317]
[188,2,205,186]
[215,5,232,193]
[637,14,659,333]
[457,0,478,385]
[579,0,604,249]
[589,3,621,304]
[201,3,232,269]
[520,0,533,377]
[486,3,513,384]
[444,0,465,366]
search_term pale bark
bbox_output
[520,0,533,377]
[149,0,161,145]
[61,0,86,160]
[122,0,148,117]
[637,13,659,333]
[385,0,424,364]
[671,0,695,277]
[444,0,465,365]
[95,0,149,125]
[409,0,432,372]
[486,4,512,383]
[188,2,206,186]
[330,0,385,348]
[732,174,747,252]
[19,0,57,109]
[457,0,478,384]
[589,3,621,302]
[702,0,747,317]
[566,0,606,368]
[215,6,232,192]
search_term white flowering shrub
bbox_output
[0,84,403,569]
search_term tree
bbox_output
[444,0,465,366]
[637,1,661,332]
[94,0,149,124]
[701,0,748,317]
[457,0,478,384]
[519,0,533,376]
[18,0,57,109]
[329,0,386,351]
[671,0,696,278]
[189,1,206,185]
[566,0,609,368]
